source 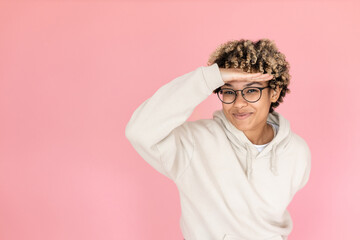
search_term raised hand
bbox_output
[219,68,273,84]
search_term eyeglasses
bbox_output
[217,86,271,104]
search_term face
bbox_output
[221,80,281,132]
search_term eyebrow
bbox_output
[223,81,263,87]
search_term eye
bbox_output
[220,89,235,95]
[246,88,260,94]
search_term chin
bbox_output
[235,125,250,131]
[231,120,249,131]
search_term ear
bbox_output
[271,86,282,103]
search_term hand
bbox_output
[219,68,273,83]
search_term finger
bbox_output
[245,72,272,77]
[258,73,273,79]
[251,74,273,81]
[237,73,269,80]
[258,75,273,80]
[233,72,273,81]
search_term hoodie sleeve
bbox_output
[296,142,312,192]
[125,63,224,181]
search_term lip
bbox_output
[233,113,252,120]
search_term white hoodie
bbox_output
[125,63,311,240]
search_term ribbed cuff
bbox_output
[201,63,225,92]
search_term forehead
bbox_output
[222,81,265,89]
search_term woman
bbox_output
[125,39,311,240]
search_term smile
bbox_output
[233,113,252,120]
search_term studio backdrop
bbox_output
[0,1,359,240]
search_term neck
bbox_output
[243,123,274,145]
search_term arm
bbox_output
[125,63,224,181]
[296,142,312,192]
[297,158,311,192]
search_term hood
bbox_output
[213,109,293,180]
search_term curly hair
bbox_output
[207,39,291,113]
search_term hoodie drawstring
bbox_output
[245,143,252,180]
[246,143,279,180]
[270,144,279,176]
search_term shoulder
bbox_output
[288,132,312,192]
[289,132,311,163]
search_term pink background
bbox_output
[0,1,359,239]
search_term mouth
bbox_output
[233,113,253,120]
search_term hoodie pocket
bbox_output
[223,234,283,240]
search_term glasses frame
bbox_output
[217,85,271,104]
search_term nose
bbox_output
[233,92,248,108]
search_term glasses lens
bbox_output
[243,87,261,102]
[218,89,236,103]
[218,87,261,103]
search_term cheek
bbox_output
[222,103,231,111]
[264,90,274,102]
[258,92,272,107]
